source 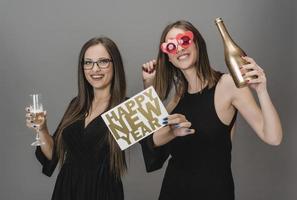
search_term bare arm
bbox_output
[231,56,283,145]
[38,127,54,160]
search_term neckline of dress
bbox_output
[83,114,102,130]
[186,85,210,95]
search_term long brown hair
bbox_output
[55,37,127,178]
[154,20,221,100]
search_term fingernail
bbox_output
[186,129,192,132]
[163,117,168,121]
[159,118,165,124]
[33,125,36,128]
[162,121,168,125]
[30,121,33,123]
[161,119,168,124]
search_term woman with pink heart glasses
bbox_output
[141,20,282,200]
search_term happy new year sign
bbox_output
[102,86,168,150]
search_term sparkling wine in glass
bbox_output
[30,94,45,146]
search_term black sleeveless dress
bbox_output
[141,76,237,200]
[35,103,124,200]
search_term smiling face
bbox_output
[165,27,198,70]
[83,44,113,90]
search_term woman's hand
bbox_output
[233,56,282,145]
[142,59,157,88]
[162,114,195,137]
[25,107,48,133]
[152,114,195,147]
[240,56,267,93]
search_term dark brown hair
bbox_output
[55,37,127,178]
[154,20,221,100]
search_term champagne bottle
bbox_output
[215,17,249,88]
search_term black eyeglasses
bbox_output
[83,58,112,70]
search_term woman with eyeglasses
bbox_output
[141,20,283,200]
[26,37,127,200]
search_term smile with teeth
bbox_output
[90,74,104,80]
[177,53,190,60]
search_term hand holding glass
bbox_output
[29,94,45,146]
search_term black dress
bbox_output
[141,76,237,200]
[35,111,124,200]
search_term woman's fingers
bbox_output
[142,59,157,74]
[246,76,265,84]
[167,113,186,120]
[26,119,32,128]
[25,109,47,130]
[170,121,191,129]
[172,127,195,137]
[167,118,184,125]
[162,113,195,137]
[242,56,255,64]
[243,69,260,78]
[26,119,43,131]
[26,112,32,118]
[148,60,156,72]
[240,63,254,74]
[25,106,32,112]
[162,114,192,128]
[241,56,264,72]
[161,114,187,125]
[241,64,263,74]
[142,63,149,72]
[26,119,37,129]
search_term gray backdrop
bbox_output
[1,0,296,199]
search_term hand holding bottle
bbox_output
[240,56,267,93]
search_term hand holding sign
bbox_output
[164,114,195,137]
[102,86,168,150]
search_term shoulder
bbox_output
[218,74,253,105]
[69,96,78,105]
[216,73,247,100]
[70,96,77,103]
[217,74,236,91]
[65,96,78,110]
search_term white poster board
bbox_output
[102,86,168,150]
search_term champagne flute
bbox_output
[29,94,45,146]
